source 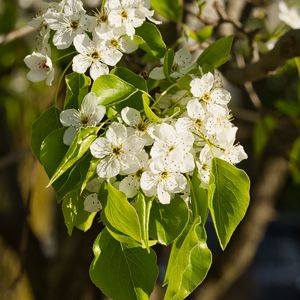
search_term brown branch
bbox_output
[224,29,300,84]
[192,156,289,300]
[0,26,36,45]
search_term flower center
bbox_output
[120,10,128,19]
[194,119,202,130]
[201,92,211,103]
[167,145,175,153]
[110,39,119,48]
[90,51,101,60]
[70,20,79,30]
[160,171,169,179]
[80,115,90,125]
[38,59,50,71]
[112,146,123,157]
[137,121,147,132]
[136,169,143,178]
[98,12,108,23]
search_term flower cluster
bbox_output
[24,0,157,84]
[58,71,247,209]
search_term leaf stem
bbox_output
[54,60,73,108]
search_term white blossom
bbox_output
[72,33,122,80]
[150,123,195,173]
[119,150,149,198]
[278,1,300,29]
[60,92,106,145]
[105,0,145,37]
[190,72,230,116]
[84,193,102,212]
[121,107,154,145]
[45,0,94,49]
[140,158,187,204]
[149,48,194,80]
[90,122,145,178]
[24,51,54,86]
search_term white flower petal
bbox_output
[60,109,81,127]
[90,61,109,80]
[157,182,171,204]
[149,67,165,80]
[73,33,92,54]
[121,107,141,126]
[190,72,214,97]
[119,175,140,198]
[84,193,101,212]
[97,155,120,178]
[72,54,91,74]
[63,126,77,146]
[90,137,112,158]
[140,171,157,192]
[187,98,206,120]
[211,88,231,106]
[106,122,127,145]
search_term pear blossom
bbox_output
[121,107,154,145]
[105,0,145,37]
[140,158,187,204]
[95,28,138,55]
[60,92,106,145]
[150,123,195,173]
[83,177,103,212]
[24,51,54,86]
[44,0,94,49]
[90,122,145,178]
[278,1,300,29]
[175,99,207,134]
[149,48,194,80]
[84,193,102,212]
[72,33,122,80]
[119,150,149,198]
[190,72,231,116]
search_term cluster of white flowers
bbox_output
[59,71,247,210]
[24,0,157,84]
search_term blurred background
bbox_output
[0,0,299,299]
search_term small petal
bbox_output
[149,67,165,80]
[121,107,141,126]
[84,193,102,212]
[73,54,91,74]
[97,155,120,178]
[90,137,112,158]
[63,126,77,146]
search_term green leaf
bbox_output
[149,196,189,245]
[290,137,300,184]
[150,0,182,22]
[190,170,208,224]
[142,94,161,123]
[164,217,212,300]
[90,228,158,300]
[253,115,277,158]
[197,36,234,72]
[64,72,91,109]
[208,158,250,250]
[163,48,175,80]
[92,74,138,106]
[103,183,143,245]
[112,67,147,91]
[40,128,69,190]
[62,190,96,235]
[48,127,99,186]
[80,157,99,194]
[31,107,61,160]
[135,22,166,58]
[196,25,213,42]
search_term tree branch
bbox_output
[224,29,300,84]
[0,26,36,45]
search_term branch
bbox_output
[224,29,300,84]
[0,26,36,45]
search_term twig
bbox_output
[236,54,263,110]
[224,29,300,84]
[0,26,36,45]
